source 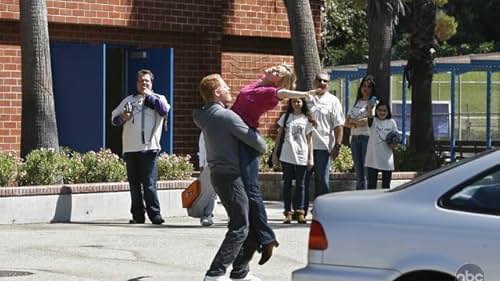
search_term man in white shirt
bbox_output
[305,72,345,212]
[111,69,170,225]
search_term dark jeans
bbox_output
[282,162,307,212]
[123,150,161,221]
[206,172,250,278]
[304,149,331,214]
[351,135,369,190]
[239,142,276,247]
[367,167,392,189]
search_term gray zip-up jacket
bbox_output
[193,102,267,175]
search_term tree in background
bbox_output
[20,0,59,157]
[404,0,438,170]
[284,0,322,90]
[367,0,406,104]
[322,0,368,66]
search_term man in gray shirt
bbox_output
[193,74,267,281]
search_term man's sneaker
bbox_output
[200,216,214,226]
[204,275,229,281]
[151,215,165,225]
[230,273,262,281]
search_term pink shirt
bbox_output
[231,80,280,128]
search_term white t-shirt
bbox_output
[365,118,398,171]
[198,133,207,168]
[277,113,313,166]
[348,99,370,136]
[307,92,345,152]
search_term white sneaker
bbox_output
[204,275,229,281]
[231,273,262,281]
[200,216,214,226]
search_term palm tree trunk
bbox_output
[284,0,321,90]
[20,0,59,157]
[367,0,394,105]
[405,0,437,170]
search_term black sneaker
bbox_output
[151,215,164,225]
[129,218,145,224]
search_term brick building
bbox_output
[0,0,323,164]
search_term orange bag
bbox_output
[182,179,201,208]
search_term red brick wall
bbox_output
[221,52,293,137]
[0,22,21,153]
[224,0,323,43]
[0,0,323,159]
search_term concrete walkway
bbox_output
[0,201,309,281]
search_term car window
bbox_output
[390,149,497,193]
[441,168,500,216]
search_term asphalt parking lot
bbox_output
[0,201,309,281]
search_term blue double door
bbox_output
[50,43,174,155]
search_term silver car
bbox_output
[292,148,500,281]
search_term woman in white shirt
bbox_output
[345,75,376,190]
[272,98,315,224]
[365,101,399,189]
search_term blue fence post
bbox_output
[344,76,351,115]
[450,68,456,161]
[486,68,492,148]
[402,75,407,147]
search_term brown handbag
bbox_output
[181,179,201,208]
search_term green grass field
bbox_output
[330,72,500,140]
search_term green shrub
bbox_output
[59,148,86,184]
[19,148,64,186]
[259,136,277,172]
[157,153,194,180]
[0,152,19,187]
[331,145,354,172]
[82,149,127,183]
[394,146,444,171]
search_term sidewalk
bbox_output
[0,201,309,281]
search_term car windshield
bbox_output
[389,149,497,192]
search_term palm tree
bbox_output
[404,0,438,170]
[367,0,405,104]
[20,0,59,157]
[284,0,322,90]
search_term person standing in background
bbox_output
[304,71,345,215]
[272,98,315,224]
[344,75,376,190]
[111,69,170,225]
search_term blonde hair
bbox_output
[276,63,296,90]
[199,74,222,102]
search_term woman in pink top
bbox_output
[231,63,319,266]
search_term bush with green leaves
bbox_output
[59,148,86,184]
[331,145,354,172]
[157,153,194,180]
[0,152,19,187]
[19,148,64,186]
[259,136,277,172]
[82,149,127,183]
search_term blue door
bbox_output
[51,42,106,153]
[127,48,174,153]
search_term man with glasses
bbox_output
[304,71,345,214]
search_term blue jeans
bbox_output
[367,167,392,189]
[351,135,369,190]
[239,142,276,247]
[282,162,307,212]
[304,149,331,214]
[123,150,161,221]
[207,172,250,278]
